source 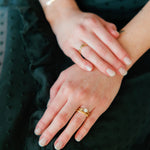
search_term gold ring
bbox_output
[77,107,90,117]
[78,44,88,54]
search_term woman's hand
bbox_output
[34,65,123,149]
[46,9,132,77]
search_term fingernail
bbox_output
[86,66,92,71]
[106,69,116,77]
[39,137,47,147]
[54,141,63,150]
[123,57,132,65]
[34,128,41,135]
[119,68,127,76]
[75,135,82,142]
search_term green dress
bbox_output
[0,0,150,149]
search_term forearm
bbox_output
[91,1,150,79]
[118,1,150,70]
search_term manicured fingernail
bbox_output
[39,137,47,147]
[54,141,63,150]
[123,57,132,65]
[119,68,127,76]
[86,66,92,71]
[34,128,41,135]
[106,68,116,77]
[75,135,82,142]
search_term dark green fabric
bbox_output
[0,0,150,150]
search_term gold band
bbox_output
[77,107,90,117]
[78,44,88,54]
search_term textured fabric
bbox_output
[0,0,150,150]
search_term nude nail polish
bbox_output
[86,66,92,71]
[34,128,41,135]
[75,135,82,142]
[39,137,47,147]
[119,68,127,76]
[54,141,63,150]
[106,68,116,77]
[123,57,132,65]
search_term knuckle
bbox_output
[81,125,89,134]
[101,49,109,58]
[93,56,102,66]
[85,49,93,57]
[109,23,116,28]
[62,133,70,142]
[88,117,96,125]
[75,86,89,99]
[84,15,98,26]
[56,113,69,128]
[106,36,114,44]
[75,24,86,35]
[62,81,74,94]
[75,116,83,125]
[47,105,57,116]
[43,129,53,138]
[37,120,46,130]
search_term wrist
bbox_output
[40,0,80,28]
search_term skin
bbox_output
[39,0,132,77]
[35,0,150,149]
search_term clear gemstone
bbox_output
[84,108,88,113]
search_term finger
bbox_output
[69,48,93,72]
[48,71,66,107]
[75,108,102,142]
[92,23,132,66]
[34,86,68,136]
[81,33,128,76]
[96,17,119,38]
[54,108,89,150]
[77,44,116,77]
[105,23,119,38]
[38,100,79,147]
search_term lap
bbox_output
[0,1,150,150]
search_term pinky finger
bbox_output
[105,24,119,38]
[70,49,93,72]
[75,108,101,142]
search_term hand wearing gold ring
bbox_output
[42,3,132,77]
[77,107,90,117]
[34,65,123,149]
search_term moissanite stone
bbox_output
[83,108,88,113]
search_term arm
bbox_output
[39,0,79,27]
[39,0,131,77]
[119,0,150,68]
[34,1,150,149]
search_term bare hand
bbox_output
[34,65,123,149]
[49,9,132,76]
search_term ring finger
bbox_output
[76,44,116,77]
[54,106,92,150]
